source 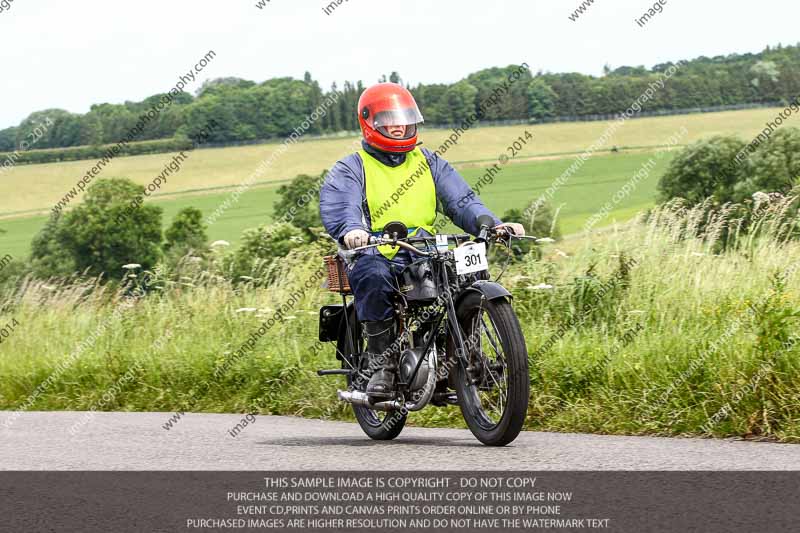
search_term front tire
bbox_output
[338,310,406,441]
[453,292,529,446]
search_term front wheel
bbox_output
[453,292,529,446]
[338,310,407,440]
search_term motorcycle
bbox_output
[317,215,548,446]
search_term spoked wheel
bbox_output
[453,292,529,446]
[337,310,406,440]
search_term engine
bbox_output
[399,347,430,392]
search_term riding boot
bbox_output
[362,318,398,401]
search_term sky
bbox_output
[0,0,798,129]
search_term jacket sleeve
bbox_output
[423,148,501,236]
[319,154,368,244]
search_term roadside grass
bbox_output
[2,198,798,441]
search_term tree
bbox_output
[78,114,104,146]
[749,60,780,96]
[227,223,307,283]
[17,110,71,149]
[30,215,77,279]
[197,77,256,98]
[464,65,532,121]
[89,103,137,144]
[184,94,238,142]
[506,201,562,240]
[657,136,749,205]
[165,207,208,255]
[0,257,27,291]
[273,171,325,235]
[744,127,800,197]
[501,201,561,260]
[0,127,17,152]
[413,84,449,123]
[31,178,163,280]
[609,65,649,77]
[443,81,478,124]
[527,79,558,120]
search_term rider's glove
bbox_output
[343,229,370,249]
[495,222,525,237]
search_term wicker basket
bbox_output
[323,255,351,293]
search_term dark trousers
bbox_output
[347,251,412,322]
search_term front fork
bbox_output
[441,264,473,374]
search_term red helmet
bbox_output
[357,83,424,153]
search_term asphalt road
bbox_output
[1,411,799,470]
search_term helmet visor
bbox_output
[371,105,424,129]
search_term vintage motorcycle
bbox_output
[317,216,547,446]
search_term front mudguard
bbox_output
[455,280,512,309]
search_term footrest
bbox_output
[316,369,352,377]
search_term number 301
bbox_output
[465,253,482,267]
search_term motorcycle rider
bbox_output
[319,82,523,400]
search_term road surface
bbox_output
[2,411,799,470]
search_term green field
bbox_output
[0,152,668,258]
[0,106,795,258]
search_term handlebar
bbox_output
[366,237,428,255]
[351,228,551,255]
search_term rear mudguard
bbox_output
[455,280,512,310]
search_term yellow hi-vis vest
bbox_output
[359,148,437,259]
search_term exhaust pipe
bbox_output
[337,390,403,412]
[338,348,438,413]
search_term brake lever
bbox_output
[351,243,381,252]
[493,231,554,245]
[352,236,383,251]
[505,234,555,244]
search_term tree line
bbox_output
[1,44,800,153]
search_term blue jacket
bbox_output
[320,141,501,245]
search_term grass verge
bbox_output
[1,198,799,440]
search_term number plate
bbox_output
[454,242,488,275]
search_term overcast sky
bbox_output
[0,0,797,128]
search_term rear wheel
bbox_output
[453,292,529,446]
[338,310,406,440]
